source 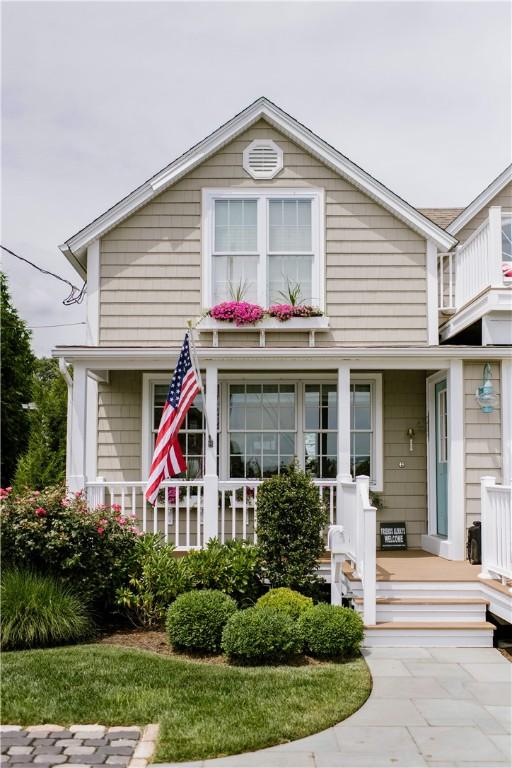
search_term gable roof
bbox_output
[60,97,457,277]
[446,164,512,236]
[418,208,465,229]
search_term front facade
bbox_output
[55,99,511,639]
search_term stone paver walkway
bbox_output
[151,647,511,768]
[1,725,158,768]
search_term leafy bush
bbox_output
[299,604,364,658]
[0,485,140,612]
[256,588,313,619]
[116,535,191,628]
[256,464,328,592]
[166,589,237,653]
[0,570,93,650]
[221,607,303,664]
[181,538,262,605]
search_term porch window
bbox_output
[203,189,323,309]
[228,383,296,478]
[152,384,205,479]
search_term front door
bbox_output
[435,379,448,537]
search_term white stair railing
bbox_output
[480,476,512,588]
[329,475,376,625]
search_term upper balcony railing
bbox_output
[438,207,512,313]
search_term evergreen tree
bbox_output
[14,358,67,490]
[1,272,35,486]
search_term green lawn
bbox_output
[1,644,371,763]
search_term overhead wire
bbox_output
[1,245,86,305]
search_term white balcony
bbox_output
[438,207,512,343]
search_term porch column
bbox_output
[68,363,88,494]
[488,207,503,285]
[501,358,512,485]
[203,363,219,544]
[447,359,465,559]
[336,364,351,527]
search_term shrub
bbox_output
[299,604,364,658]
[221,607,303,664]
[256,464,328,592]
[0,485,140,613]
[181,538,262,605]
[0,570,93,650]
[256,588,313,619]
[116,535,191,628]
[166,589,237,653]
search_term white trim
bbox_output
[197,316,329,332]
[426,239,439,345]
[69,363,88,493]
[439,288,512,342]
[502,359,512,485]
[201,187,324,310]
[447,359,465,560]
[447,164,512,235]
[85,376,97,482]
[60,98,455,272]
[86,240,100,345]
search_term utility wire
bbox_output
[1,245,87,305]
[29,321,87,329]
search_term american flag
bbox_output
[145,333,201,506]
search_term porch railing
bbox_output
[85,477,337,551]
[480,476,512,588]
[328,475,376,625]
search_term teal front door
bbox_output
[435,379,448,537]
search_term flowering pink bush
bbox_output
[209,301,264,326]
[268,304,323,321]
[1,484,141,613]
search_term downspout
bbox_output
[58,358,73,485]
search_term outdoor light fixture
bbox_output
[475,363,498,413]
[407,427,415,452]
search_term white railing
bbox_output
[480,476,512,588]
[85,479,204,550]
[217,479,337,544]
[329,475,376,625]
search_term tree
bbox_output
[1,272,35,486]
[14,358,67,490]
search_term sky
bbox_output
[2,0,511,356]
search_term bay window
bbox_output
[203,189,323,309]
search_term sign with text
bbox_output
[380,521,407,550]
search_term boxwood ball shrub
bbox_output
[256,588,313,619]
[299,604,364,658]
[256,463,328,592]
[221,606,303,663]
[0,570,93,650]
[166,589,237,653]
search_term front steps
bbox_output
[363,621,496,647]
[354,596,489,623]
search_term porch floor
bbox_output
[344,550,482,583]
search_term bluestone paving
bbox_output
[149,646,511,768]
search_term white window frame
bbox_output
[202,187,325,310]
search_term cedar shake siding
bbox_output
[99,119,428,348]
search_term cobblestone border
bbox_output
[0,724,159,768]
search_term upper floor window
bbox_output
[202,189,324,309]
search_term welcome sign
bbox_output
[380,522,407,550]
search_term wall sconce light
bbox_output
[407,427,415,452]
[475,363,498,413]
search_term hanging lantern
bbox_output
[475,363,498,413]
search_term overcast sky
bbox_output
[2,0,510,356]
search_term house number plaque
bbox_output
[380,522,407,550]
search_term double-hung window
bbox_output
[203,189,323,309]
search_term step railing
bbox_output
[85,479,204,550]
[329,475,376,625]
[480,476,512,588]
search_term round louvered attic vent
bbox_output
[243,140,283,179]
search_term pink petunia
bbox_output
[116,516,127,526]
[97,526,105,535]
[111,503,122,512]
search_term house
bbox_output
[54,98,512,646]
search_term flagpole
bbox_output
[187,320,214,448]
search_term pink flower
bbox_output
[74,491,83,498]
[35,507,47,518]
[97,526,105,535]
[268,304,323,321]
[116,516,127,526]
[111,503,122,512]
[209,301,264,327]
[129,525,141,536]
[6,486,12,492]
[61,498,71,507]
[0,488,9,498]
[33,490,41,497]
[99,518,108,526]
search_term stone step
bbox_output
[363,621,495,648]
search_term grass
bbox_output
[1,644,371,763]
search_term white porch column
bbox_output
[447,359,465,559]
[488,207,503,285]
[68,363,88,494]
[501,358,512,485]
[203,364,219,544]
[336,364,351,526]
